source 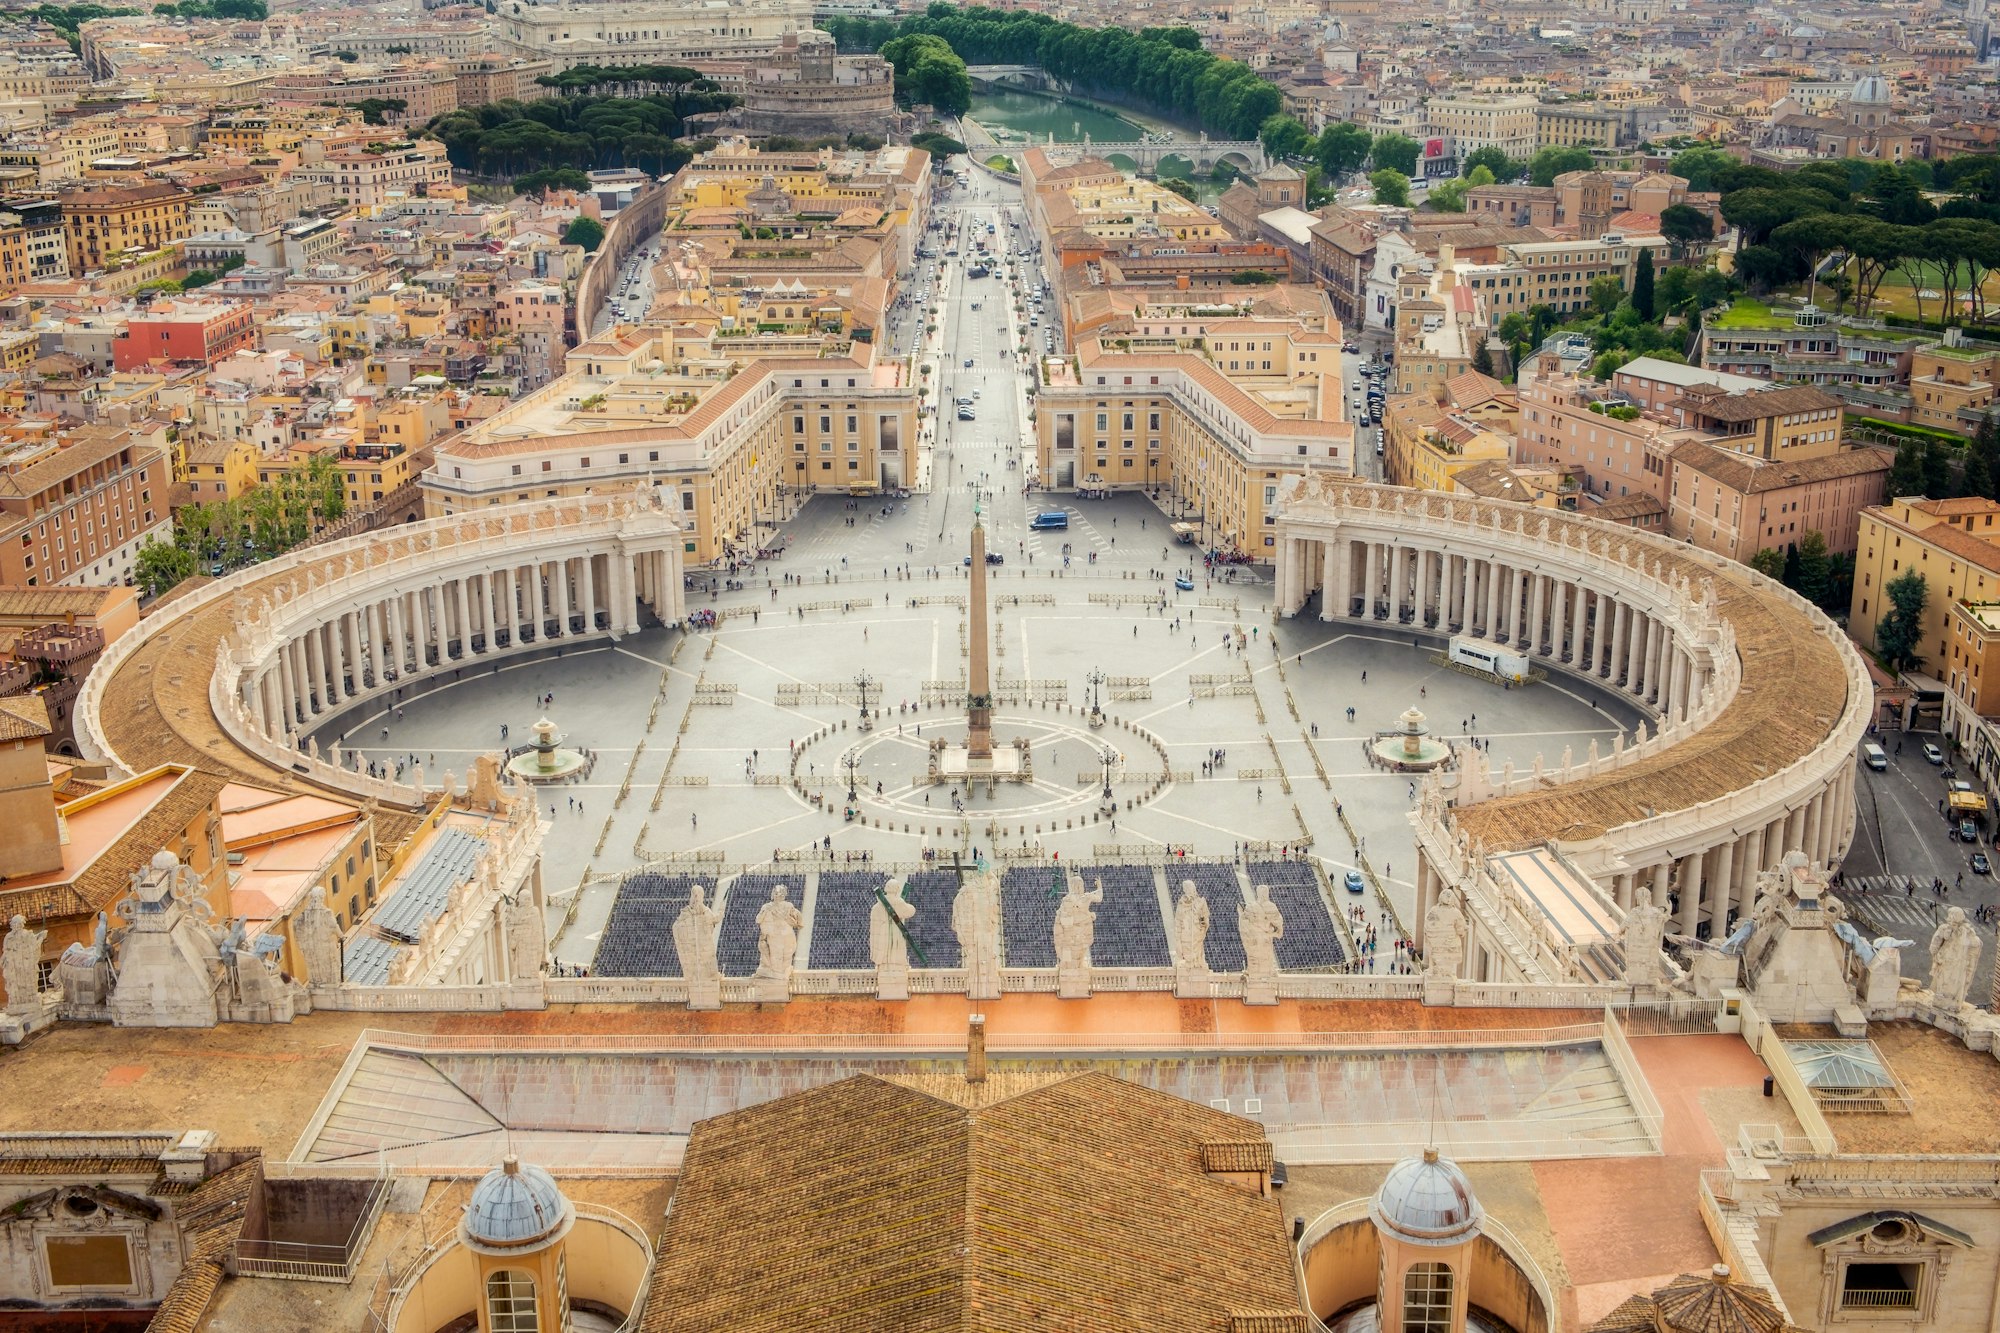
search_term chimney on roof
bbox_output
[966,1013,987,1084]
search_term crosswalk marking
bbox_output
[1840,874,1996,943]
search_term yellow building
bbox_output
[1033,309,1352,559]
[1382,394,1512,491]
[183,436,260,503]
[424,326,920,564]
[1909,333,2000,433]
[57,180,192,272]
[1849,495,2000,672]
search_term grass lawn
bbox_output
[1711,298,1783,329]
[1782,258,2000,323]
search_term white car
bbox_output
[1925,742,1946,764]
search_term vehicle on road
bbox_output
[1863,742,1887,770]
[1925,742,1946,764]
[1030,511,1069,530]
[1175,574,1195,591]
[957,408,975,421]
[1344,871,1365,893]
[963,553,1005,566]
[1975,851,1991,875]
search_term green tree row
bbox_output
[825,5,1285,141]
[425,88,730,182]
[151,0,265,18]
[880,33,972,118]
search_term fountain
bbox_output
[1369,705,1452,771]
[506,716,588,783]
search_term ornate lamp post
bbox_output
[855,669,877,732]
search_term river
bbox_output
[965,87,1223,198]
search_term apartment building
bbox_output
[289,136,451,207]
[1908,330,2000,434]
[57,180,191,272]
[0,424,170,587]
[111,302,258,372]
[1382,393,1511,491]
[1426,93,1540,159]
[1697,302,1932,417]
[425,328,919,564]
[1667,441,1888,562]
[1033,309,1351,560]
[1852,496,2000,684]
[0,199,67,283]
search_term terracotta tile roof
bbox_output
[1444,370,1515,410]
[1669,383,1842,421]
[144,1157,260,1333]
[1588,493,1668,521]
[642,1073,1302,1333]
[0,586,126,623]
[1584,1268,1806,1333]
[1672,442,1889,494]
[1910,496,2000,518]
[0,693,51,742]
[0,1156,161,1176]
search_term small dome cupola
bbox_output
[1371,1146,1483,1245]
[461,1155,575,1255]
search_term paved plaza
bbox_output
[315,486,1644,970]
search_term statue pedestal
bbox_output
[0,999,55,1046]
[1175,966,1211,1000]
[876,963,910,1002]
[686,978,721,1011]
[751,971,791,1004]
[1057,963,1090,1000]
[1242,970,1278,1006]
[1422,977,1457,1007]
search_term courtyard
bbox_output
[314,487,1642,972]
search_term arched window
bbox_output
[487,1269,540,1333]
[1403,1262,1453,1333]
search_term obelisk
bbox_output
[966,509,993,762]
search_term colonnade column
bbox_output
[1703,841,1734,940]
[1364,542,1382,619]
[1734,824,1766,928]
[581,554,598,632]
[1677,852,1703,935]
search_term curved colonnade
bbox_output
[1273,479,1872,982]
[78,495,688,814]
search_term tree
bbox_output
[1370,133,1421,177]
[562,215,606,252]
[1428,178,1469,212]
[1259,113,1310,161]
[1887,439,1924,497]
[1631,249,1655,321]
[1875,568,1929,672]
[1230,269,1279,284]
[1922,439,1958,499]
[910,132,965,158]
[1748,548,1785,580]
[1794,529,1833,607]
[1462,146,1517,181]
[1314,122,1372,179]
[134,539,195,599]
[1471,340,1495,377]
[1527,145,1594,187]
[1658,203,1713,260]
[1159,176,1199,203]
[1667,145,1732,192]
[332,49,358,62]
[1369,168,1410,207]
[1466,163,1496,188]
[1588,273,1624,317]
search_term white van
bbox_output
[1862,742,1888,771]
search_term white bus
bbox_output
[1448,636,1530,683]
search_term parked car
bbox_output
[962,552,1005,566]
[1960,819,1981,842]
[1925,742,1946,764]
[1175,574,1195,591]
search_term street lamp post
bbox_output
[1099,747,1118,814]
[855,669,877,732]
[842,748,862,803]
[1086,667,1105,728]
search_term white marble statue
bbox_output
[3,914,47,1018]
[1865,934,1915,1010]
[58,913,116,1010]
[1240,883,1285,1005]
[752,884,802,1001]
[1424,886,1468,981]
[951,867,1004,1001]
[506,891,546,981]
[1621,900,1668,988]
[1927,906,1983,1009]
[1173,880,1212,998]
[1053,873,1103,998]
[673,883,722,1010]
[870,877,919,1000]
[294,888,342,988]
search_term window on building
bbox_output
[1402,1263,1454,1333]
[486,1270,540,1333]
[1840,1261,1921,1311]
